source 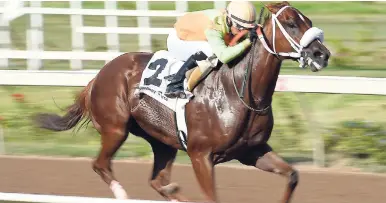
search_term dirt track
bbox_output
[0,156,386,203]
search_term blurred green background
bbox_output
[1,1,386,173]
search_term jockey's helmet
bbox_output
[226,1,257,29]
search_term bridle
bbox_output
[233,5,325,114]
[256,5,325,69]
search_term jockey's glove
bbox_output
[249,28,258,42]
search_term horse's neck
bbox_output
[233,41,282,107]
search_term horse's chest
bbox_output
[210,88,241,129]
[244,112,273,145]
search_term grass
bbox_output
[1,85,386,167]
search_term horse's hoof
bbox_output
[160,182,181,195]
[113,190,129,199]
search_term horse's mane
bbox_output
[260,1,293,26]
[261,6,272,26]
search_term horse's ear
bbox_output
[265,1,291,13]
[265,3,279,13]
[282,1,291,6]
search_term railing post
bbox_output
[27,0,43,70]
[0,0,18,69]
[214,1,227,9]
[0,123,5,155]
[70,0,84,70]
[175,1,187,14]
[104,0,119,65]
[136,0,151,52]
[296,93,325,167]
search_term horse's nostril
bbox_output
[314,51,323,58]
[325,53,330,60]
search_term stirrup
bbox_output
[164,83,186,99]
[164,90,187,99]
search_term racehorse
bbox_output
[34,2,330,203]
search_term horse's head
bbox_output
[259,1,331,72]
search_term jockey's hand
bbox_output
[249,28,258,41]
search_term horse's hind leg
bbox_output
[135,129,188,202]
[237,144,299,203]
[91,119,130,199]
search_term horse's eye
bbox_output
[288,22,297,28]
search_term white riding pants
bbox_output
[166,29,214,61]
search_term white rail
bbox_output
[76,27,173,35]
[0,8,185,17]
[0,50,124,61]
[0,192,183,203]
[1,70,386,96]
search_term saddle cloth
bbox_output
[135,50,194,150]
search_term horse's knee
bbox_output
[92,160,100,173]
[289,170,299,190]
[92,161,104,179]
[92,159,111,176]
[149,179,159,191]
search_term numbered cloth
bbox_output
[136,50,194,108]
[134,50,192,150]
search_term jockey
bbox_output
[164,1,258,99]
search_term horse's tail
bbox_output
[34,79,94,132]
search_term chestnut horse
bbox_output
[35,2,330,203]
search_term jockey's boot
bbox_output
[187,54,218,91]
[164,51,207,99]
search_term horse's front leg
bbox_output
[187,141,217,203]
[237,143,299,203]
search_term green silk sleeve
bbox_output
[204,29,251,64]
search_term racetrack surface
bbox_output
[0,156,385,203]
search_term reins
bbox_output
[232,7,271,115]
